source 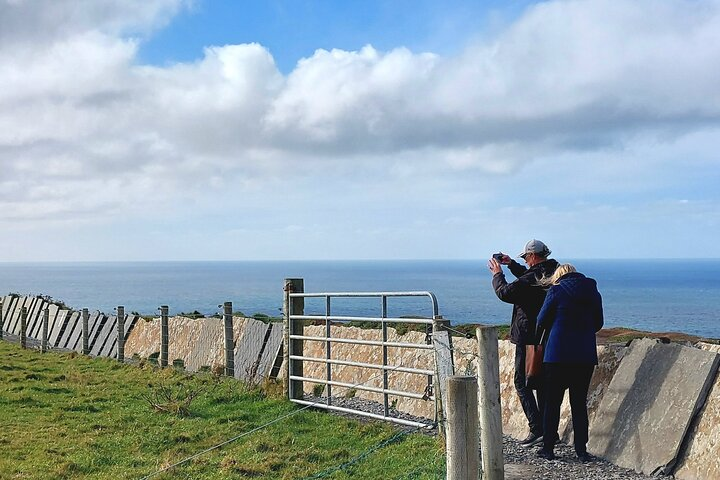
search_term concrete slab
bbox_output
[588,338,719,475]
[673,342,720,480]
[234,318,270,382]
[46,304,60,342]
[65,311,85,350]
[1,296,18,331]
[124,314,139,340]
[87,313,106,351]
[49,310,70,347]
[90,315,116,356]
[559,344,627,444]
[57,312,80,349]
[257,322,284,380]
[29,300,50,340]
[99,317,120,358]
[25,298,42,338]
[8,296,31,335]
[124,317,160,358]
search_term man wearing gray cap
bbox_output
[488,239,559,447]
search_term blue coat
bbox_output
[536,272,604,364]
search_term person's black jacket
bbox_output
[492,259,559,345]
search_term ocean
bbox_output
[0,259,718,338]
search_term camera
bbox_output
[492,253,505,261]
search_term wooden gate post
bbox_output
[20,307,27,349]
[160,305,169,368]
[476,326,504,480]
[116,306,125,362]
[222,302,234,377]
[283,278,304,400]
[432,315,455,431]
[82,308,90,355]
[446,375,479,480]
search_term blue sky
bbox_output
[0,0,719,261]
[138,1,534,72]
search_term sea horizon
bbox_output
[1,259,719,339]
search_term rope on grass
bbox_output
[139,356,421,479]
[298,427,419,480]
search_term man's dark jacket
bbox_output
[492,259,559,345]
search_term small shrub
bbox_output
[344,388,357,399]
[312,383,325,397]
[172,359,185,370]
[142,378,209,417]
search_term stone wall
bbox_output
[9,304,719,480]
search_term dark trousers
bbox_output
[542,363,595,454]
[514,344,545,435]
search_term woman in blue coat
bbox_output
[535,264,603,461]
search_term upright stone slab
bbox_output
[233,318,270,382]
[25,298,43,338]
[588,338,719,475]
[673,342,720,480]
[1,296,17,331]
[87,313,106,351]
[29,299,47,339]
[90,315,117,356]
[57,312,80,349]
[9,297,31,334]
[49,310,70,347]
[66,311,86,350]
[45,304,60,341]
[104,314,139,358]
[257,323,284,380]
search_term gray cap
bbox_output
[518,239,551,259]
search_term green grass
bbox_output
[0,341,444,479]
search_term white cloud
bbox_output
[0,0,719,259]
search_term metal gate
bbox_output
[287,291,441,429]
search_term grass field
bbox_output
[0,341,444,479]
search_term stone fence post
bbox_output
[20,307,27,349]
[160,305,169,368]
[82,308,90,355]
[116,306,125,362]
[41,308,49,353]
[222,302,234,377]
[284,278,304,400]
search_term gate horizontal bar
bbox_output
[289,375,432,400]
[289,291,439,318]
[290,314,433,325]
[289,334,434,350]
[291,399,434,429]
[289,355,434,376]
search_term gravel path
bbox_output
[304,395,670,480]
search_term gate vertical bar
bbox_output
[285,278,304,400]
[82,308,89,355]
[222,302,234,377]
[116,306,125,362]
[325,295,332,404]
[381,295,389,417]
[41,308,49,352]
[0,301,4,339]
[20,307,27,349]
[160,305,169,368]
